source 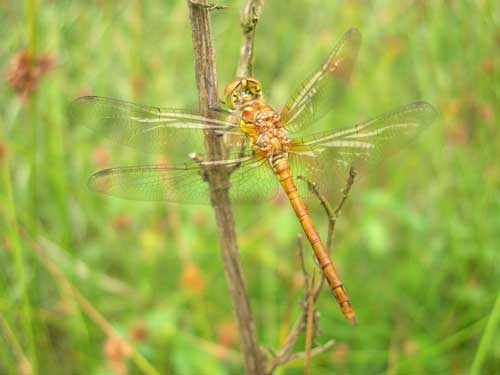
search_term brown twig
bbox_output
[237,0,265,77]
[282,339,335,363]
[265,240,323,373]
[330,167,358,249]
[304,269,316,375]
[189,0,227,11]
[267,338,335,373]
[268,235,309,367]
[297,234,309,291]
[187,2,264,374]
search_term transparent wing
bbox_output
[88,151,281,204]
[280,28,362,133]
[89,162,212,203]
[71,96,244,159]
[228,157,281,204]
[289,102,437,198]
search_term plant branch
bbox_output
[297,234,308,284]
[237,0,265,77]
[283,339,336,363]
[330,167,358,249]
[304,269,317,375]
[187,1,264,374]
[189,0,227,11]
[268,338,335,373]
[266,237,324,373]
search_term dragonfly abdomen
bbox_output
[272,157,356,324]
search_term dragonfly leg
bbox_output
[210,105,232,116]
[206,106,236,137]
[228,140,251,174]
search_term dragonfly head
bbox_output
[224,77,262,109]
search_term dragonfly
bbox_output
[71,28,436,324]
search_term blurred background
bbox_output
[1,1,499,374]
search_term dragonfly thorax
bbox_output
[240,101,291,159]
[255,127,291,159]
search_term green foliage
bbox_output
[1,0,499,374]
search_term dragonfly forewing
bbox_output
[280,28,362,133]
[71,96,245,161]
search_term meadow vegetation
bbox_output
[1,1,499,374]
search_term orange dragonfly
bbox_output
[71,28,436,323]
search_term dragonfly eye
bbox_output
[224,77,263,109]
[247,80,262,99]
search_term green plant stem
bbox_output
[26,0,36,55]
[24,231,160,375]
[26,0,39,232]
[1,146,38,375]
[471,288,500,375]
[24,4,41,368]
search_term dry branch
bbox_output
[237,0,265,77]
[187,1,264,374]
[189,0,227,11]
[304,269,317,375]
[282,339,335,363]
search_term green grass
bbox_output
[1,0,499,374]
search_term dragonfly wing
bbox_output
[89,163,212,203]
[71,96,244,158]
[89,149,280,204]
[289,146,355,202]
[280,28,362,133]
[229,157,282,204]
[289,102,437,199]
